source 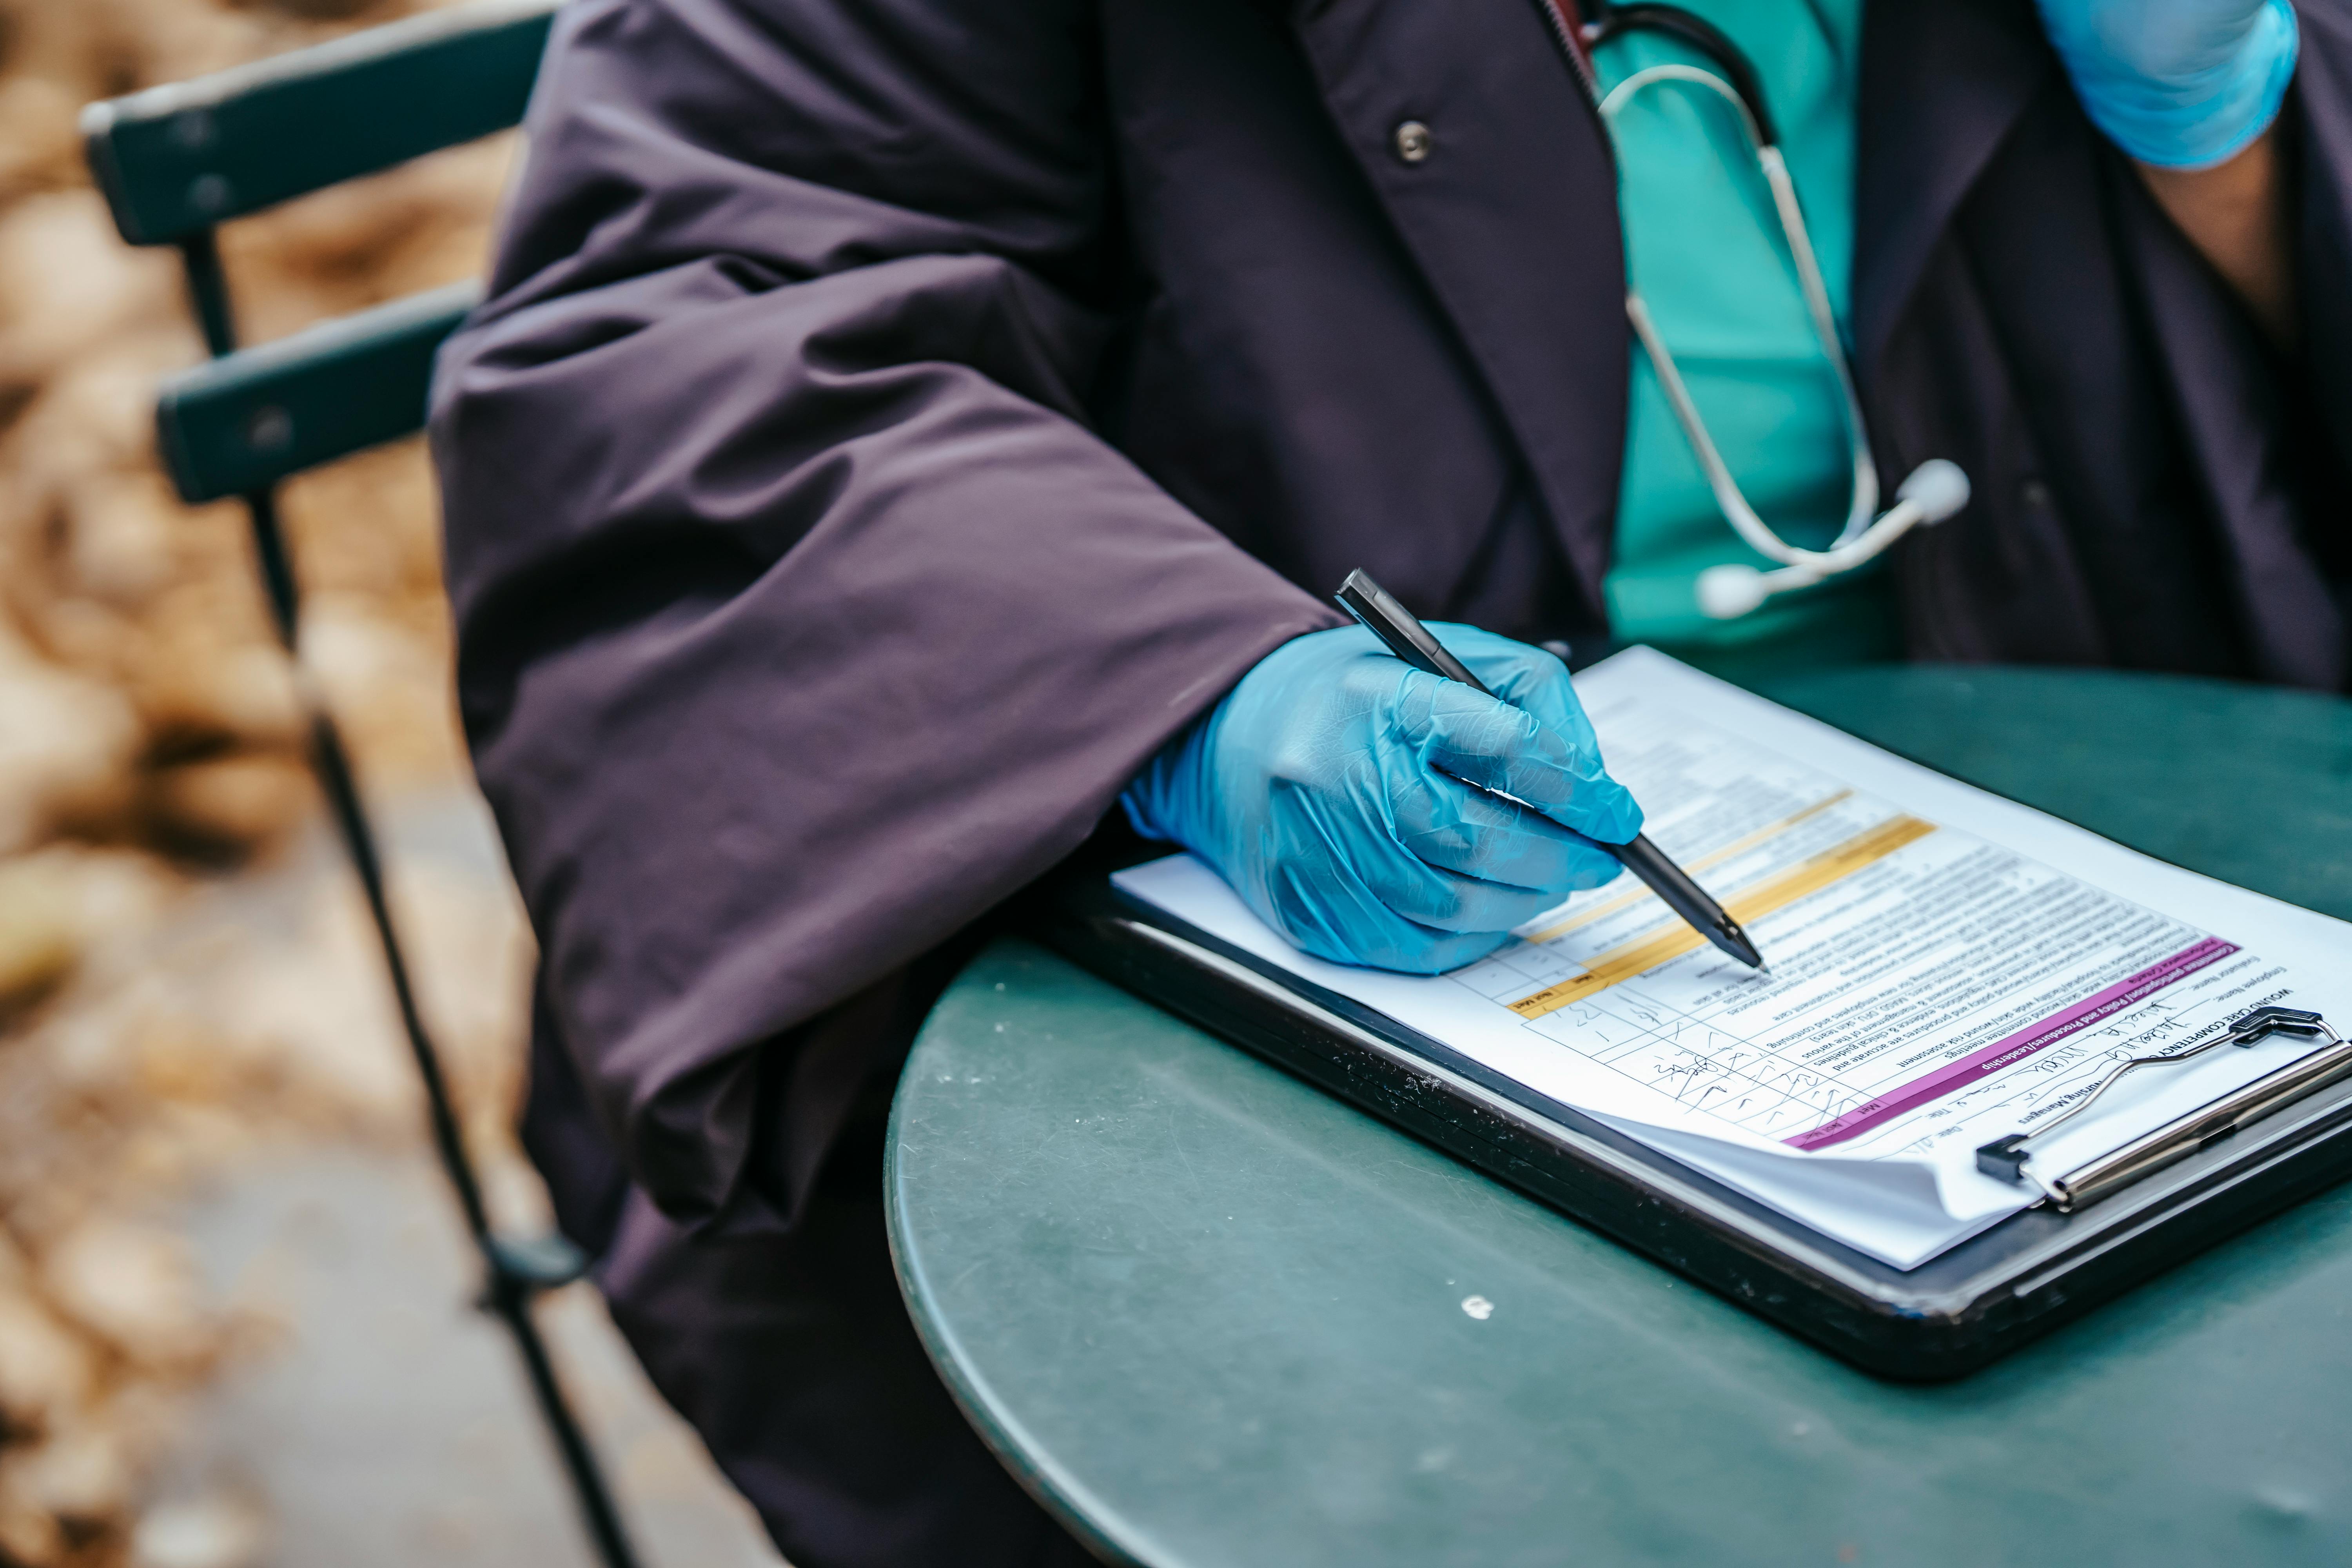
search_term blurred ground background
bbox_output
[0,0,779,1563]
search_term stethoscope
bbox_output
[1581,2,1971,619]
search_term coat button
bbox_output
[1393,120,1432,163]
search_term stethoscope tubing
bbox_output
[1602,64,1879,566]
[1592,11,1970,615]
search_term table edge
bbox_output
[884,1058,1159,1567]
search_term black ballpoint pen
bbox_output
[1334,568,1768,973]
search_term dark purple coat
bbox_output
[430,0,2352,1560]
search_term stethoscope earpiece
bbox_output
[1693,563,1773,621]
[1895,458,1972,524]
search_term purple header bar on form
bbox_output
[1783,937,2241,1151]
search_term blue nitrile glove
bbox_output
[1122,624,1642,974]
[2034,0,2299,168]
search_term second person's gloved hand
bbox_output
[2034,0,2299,168]
[1121,624,1642,974]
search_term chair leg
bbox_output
[249,492,645,1568]
[483,1265,646,1568]
[177,230,642,1563]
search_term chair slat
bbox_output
[156,281,481,503]
[82,0,557,247]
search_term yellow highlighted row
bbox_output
[1518,789,1856,946]
[1506,813,1939,1020]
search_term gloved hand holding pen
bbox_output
[2034,0,2299,168]
[1120,624,1642,975]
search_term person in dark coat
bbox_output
[430,0,2349,1561]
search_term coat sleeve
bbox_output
[429,0,1341,1232]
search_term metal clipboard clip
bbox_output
[1975,1006,2350,1212]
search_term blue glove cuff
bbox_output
[2070,0,2299,170]
[1118,773,1174,842]
[1120,713,1205,844]
[1115,789,1162,841]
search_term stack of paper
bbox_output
[1114,649,2351,1269]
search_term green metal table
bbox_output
[887,668,2352,1567]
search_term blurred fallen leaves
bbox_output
[0,0,524,1561]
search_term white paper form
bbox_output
[1114,648,2352,1269]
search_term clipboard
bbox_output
[1040,869,2352,1381]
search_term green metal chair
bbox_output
[81,7,641,1565]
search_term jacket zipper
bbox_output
[1534,0,1604,112]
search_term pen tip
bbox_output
[1717,922,1766,973]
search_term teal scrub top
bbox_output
[1592,0,1896,671]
